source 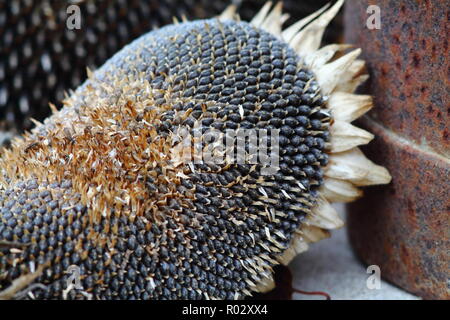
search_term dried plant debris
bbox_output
[0,0,341,133]
[0,1,390,300]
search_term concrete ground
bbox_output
[290,204,420,300]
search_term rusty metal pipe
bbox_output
[344,0,449,299]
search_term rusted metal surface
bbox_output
[345,0,448,155]
[348,117,449,300]
[345,0,449,299]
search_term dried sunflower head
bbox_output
[0,0,390,299]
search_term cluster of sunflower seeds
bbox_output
[0,18,331,299]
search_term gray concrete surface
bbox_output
[290,204,420,300]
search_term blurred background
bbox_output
[0,0,341,137]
